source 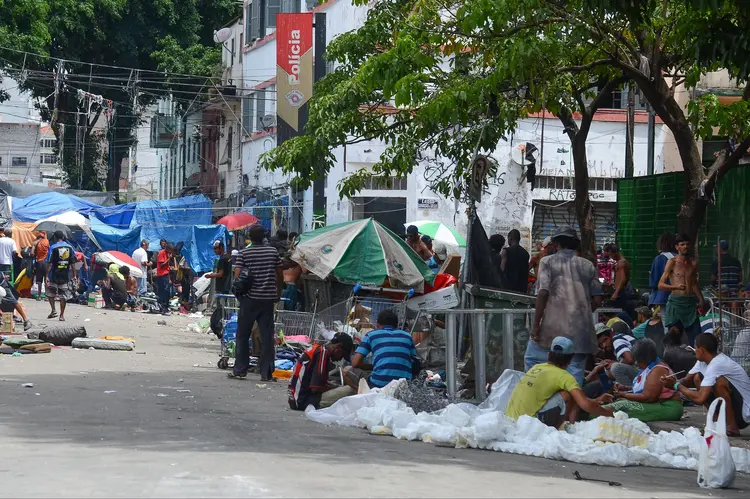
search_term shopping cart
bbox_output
[216,293,240,370]
[705,296,750,372]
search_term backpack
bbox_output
[232,267,253,298]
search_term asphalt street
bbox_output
[0,299,748,498]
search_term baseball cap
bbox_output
[595,323,612,337]
[406,225,419,236]
[213,240,222,248]
[231,249,239,256]
[330,332,354,361]
[421,234,432,244]
[550,336,574,355]
[551,225,579,241]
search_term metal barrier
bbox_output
[425,306,624,402]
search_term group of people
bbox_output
[502,225,750,437]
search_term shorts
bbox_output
[35,261,48,283]
[345,367,374,389]
[702,374,749,429]
[536,392,566,427]
[47,281,74,301]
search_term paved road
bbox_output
[1,299,748,497]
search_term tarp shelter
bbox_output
[91,202,137,229]
[11,221,41,253]
[10,192,102,222]
[88,215,143,255]
[132,195,212,247]
[184,225,229,272]
[245,196,288,233]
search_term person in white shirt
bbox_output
[0,228,17,279]
[664,332,750,436]
[131,239,151,296]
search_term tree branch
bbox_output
[559,59,614,74]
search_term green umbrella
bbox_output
[293,218,434,291]
[404,220,466,249]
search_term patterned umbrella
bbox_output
[404,220,466,249]
[292,218,434,291]
[97,250,144,278]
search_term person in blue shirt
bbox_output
[343,309,417,389]
[649,232,676,308]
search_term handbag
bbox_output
[232,267,253,298]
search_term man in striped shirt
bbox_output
[229,224,282,381]
[343,310,417,389]
[595,322,638,386]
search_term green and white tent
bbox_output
[404,220,466,251]
[292,218,435,291]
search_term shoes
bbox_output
[227,372,247,380]
[23,320,33,331]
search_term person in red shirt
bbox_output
[156,243,173,314]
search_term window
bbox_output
[239,34,243,61]
[256,89,266,131]
[230,37,235,66]
[266,0,282,28]
[40,153,57,165]
[242,94,255,135]
[244,4,252,43]
[249,0,265,41]
[39,138,56,148]
[535,176,616,191]
[11,157,27,168]
[227,126,233,164]
[363,176,407,190]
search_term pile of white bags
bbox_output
[305,369,750,477]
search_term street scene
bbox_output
[2,0,750,497]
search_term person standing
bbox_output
[229,224,282,381]
[501,229,530,294]
[132,239,150,296]
[45,231,77,321]
[156,243,172,314]
[0,228,17,280]
[648,232,676,309]
[711,240,742,297]
[32,232,50,300]
[528,226,603,386]
[205,240,232,295]
[605,244,636,320]
[659,234,705,346]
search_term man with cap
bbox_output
[288,332,354,411]
[593,322,639,386]
[711,240,742,297]
[205,240,232,296]
[405,225,433,261]
[528,226,603,386]
[506,336,614,427]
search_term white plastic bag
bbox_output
[697,398,736,489]
[479,369,524,412]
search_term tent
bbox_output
[10,192,102,222]
[131,194,212,247]
[91,202,137,229]
[0,180,116,206]
[184,225,229,272]
[88,215,143,255]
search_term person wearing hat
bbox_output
[205,240,232,296]
[506,336,614,427]
[711,239,742,297]
[593,322,638,386]
[288,333,354,411]
[405,225,432,261]
[528,226,603,386]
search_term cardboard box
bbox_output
[0,312,14,333]
[407,285,459,311]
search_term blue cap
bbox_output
[551,336,574,355]
[720,240,728,250]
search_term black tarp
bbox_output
[0,180,116,206]
[0,191,11,227]
[467,216,507,288]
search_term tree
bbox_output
[1,0,239,191]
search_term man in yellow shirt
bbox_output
[506,336,614,427]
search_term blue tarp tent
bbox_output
[89,215,143,255]
[11,192,102,222]
[133,195,212,247]
[91,202,137,229]
[184,225,228,272]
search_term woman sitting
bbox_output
[100,263,128,310]
[601,338,683,422]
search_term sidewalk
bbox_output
[649,405,750,450]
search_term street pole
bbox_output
[128,70,139,201]
[624,85,635,178]
[181,116,188,189]
[647,104,656,175]
[312,13,327,224]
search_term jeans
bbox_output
[156,275,171,310]
[685,320,701,347]
[137,276,147,296]
[234,297,275,378]
[609,362,640,386]
[525,340,586,386]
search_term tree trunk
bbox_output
[572,134,597,263]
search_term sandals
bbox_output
[47,311,58,319]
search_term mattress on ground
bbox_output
[71,337,134,351]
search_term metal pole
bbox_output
[473,313,487,402]
[717,236,723,336]
[503,312,515,371]
[181,116,188,188]
[625,85,635,178]
[647,105,656,175]
[445,313,457,397]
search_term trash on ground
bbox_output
[157,320,167,326]
[22,383,34,388]
[256,384,267,389]
[104,390,117,394]
[157,393,168,397]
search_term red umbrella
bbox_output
[217,212,259,231]
[98,250,144,278]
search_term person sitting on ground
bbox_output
[288,333,354,411]
[100,263,128,310]
[600,338,682,422]
[0,275,33,330]
[506,336,614,428]
[588,323,637,386]
[343,310,417,389]
[666,333,750,436]
[662,323,696,375]
[121,266,139,311]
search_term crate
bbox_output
[0,312,14,333]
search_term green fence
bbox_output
[617,168,750,292]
